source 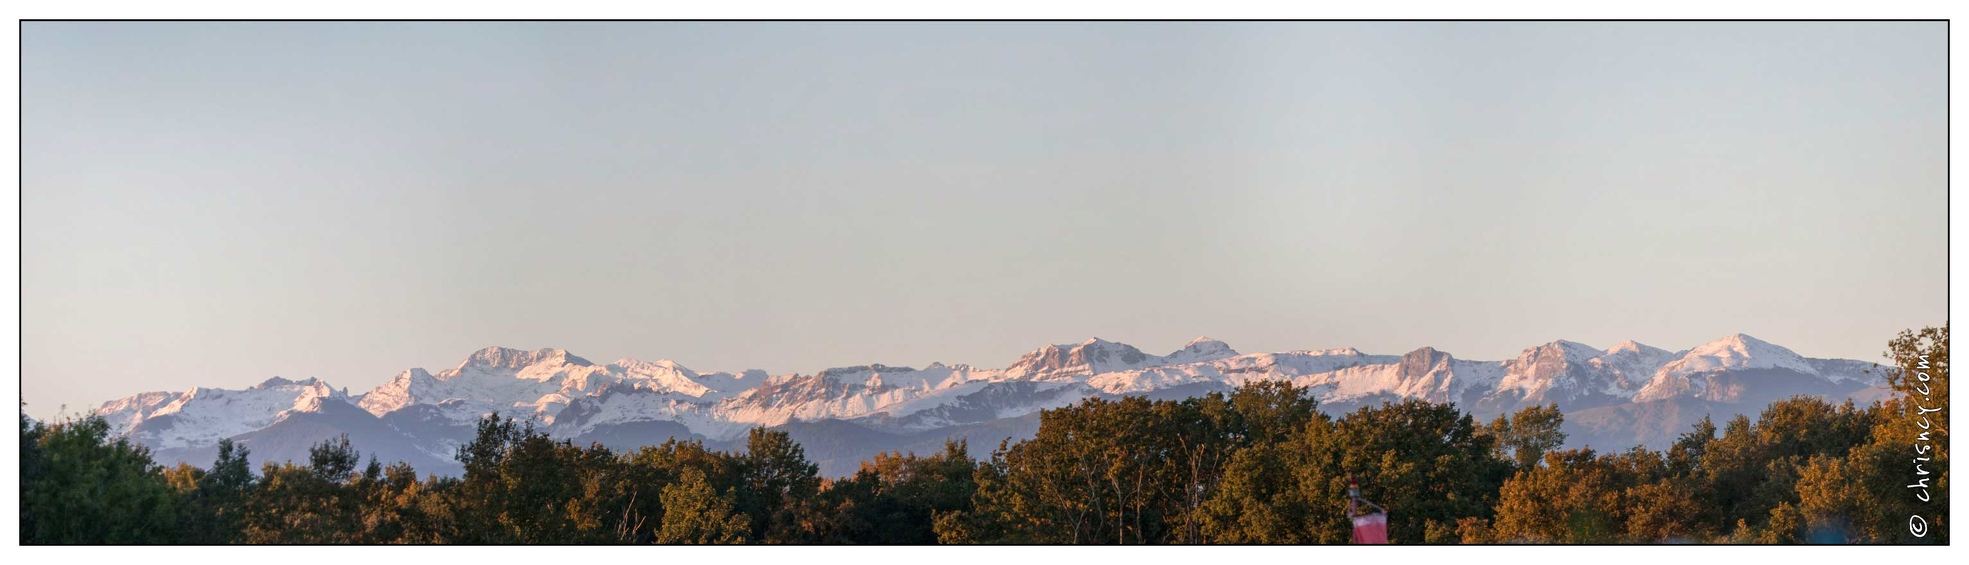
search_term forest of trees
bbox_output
[20,326,1947,544]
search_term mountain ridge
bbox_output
[88,334,1891,476]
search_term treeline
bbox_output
[20,326,1947,544]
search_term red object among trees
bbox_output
[1351,512,1389,544]
[1346,474,1390,544]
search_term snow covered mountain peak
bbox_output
[1633,334,1820,402]
[1002,336,1251,378]
[353,346,622,422]
[1168,336,1239,363]
[1285,346,1499,405]
[253,376,316,389]
[611,358,691,373]
[1397,347,1455,375]
[93,391,180,436]
[1002,347,1060,379]
[287,379,353,413]
[1545,340,1605,361]
[1504,341,1595,366]
[1006,338,1156,379]
[1483,339,1660,409]
[1660,333,1815,378]
[128,375,356,449]
[1710,333,1773,350]
[462,346,592,371]
[1605,340,1667,357]
[602,358,731,398]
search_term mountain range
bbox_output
[88,334,1894,477]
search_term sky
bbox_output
[21,22,1947,419]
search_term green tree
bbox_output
[1759,502,1804,544]
[656,468,750,544]
[20,412,47,537]
[1196,440,1318,543]
[166,438,255,543]
[1667,415,1716,479]
[953,382,1312,544]
[1197,397,1508,544]
[1493,449,1622,543]
[622,437,744,542]
[1486,403,1567,470]
[737,428,824,542]
[20,415,181,544]
[824,440,979,544]
[1305,399,1512,543]
[953,396,1190,543]
[1620,476,1705,542]
[1229,379,1321,444]
[241,436,364,543]
[449,414,641,544]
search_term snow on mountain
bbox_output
[1808,358,1887,386]
[371,338,1373,442]
[996,336,1247,381]
[89,334,1887,471]
[356,368,436,416]
[1004,338,1155,379]
[1634,334,1824,402]
[606,358,721,398]
[1591,340,1677,391]
[1491,340,1606,398]
[1479,340,1675,411]
[1212,348,1397,381]
[706,363,1009,432]
[118,377,352,449]
[358,346,660,425]
[1086,365,1221,394]
[860,380,1096,432]
[1295,347,1504,405]
[92,390,179,436]
[1660,334,1817,378]
[547,383,730,440]
[1163,336,1240,364]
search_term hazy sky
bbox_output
[22,22,1946,419]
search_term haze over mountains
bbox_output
[89,334,1892,477]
